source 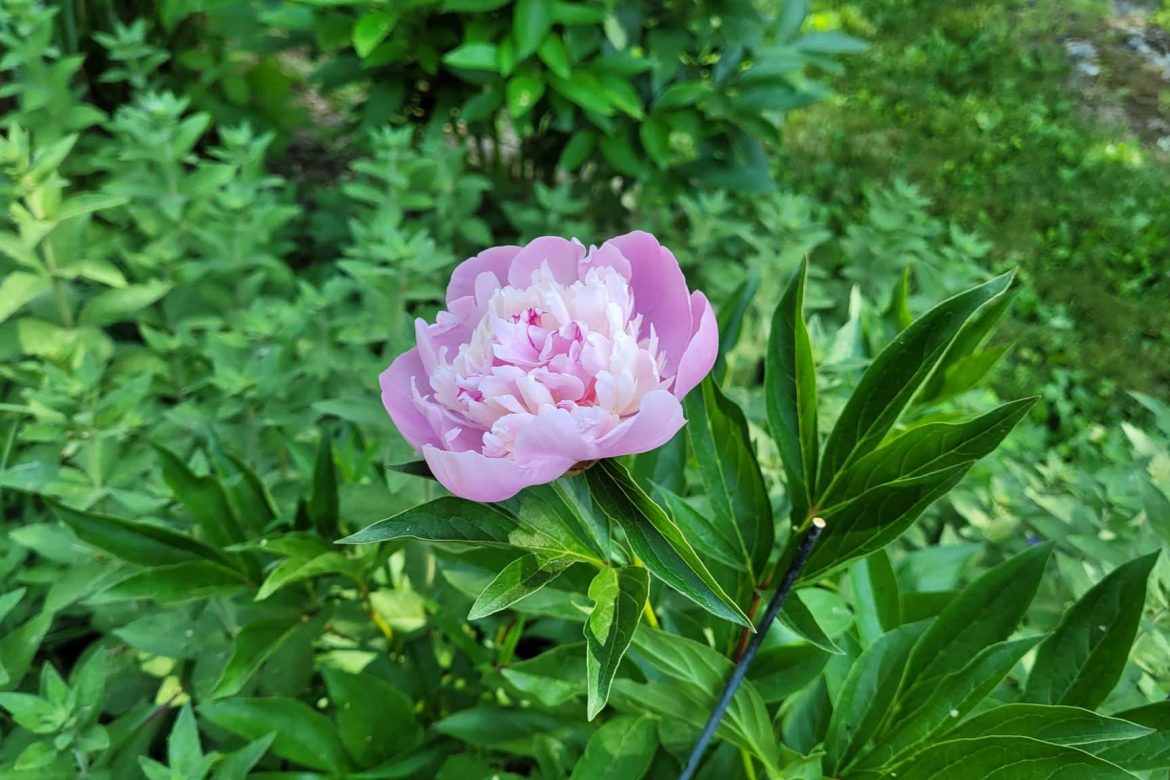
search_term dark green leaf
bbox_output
[557,129,595,171]
[816,272,1013,495]
[766,258,819,524]
[569,714,657,780]
[586,461,751,628]
[340,496,600,562]
[323,667,421,767]
[501,644,586,707]
[946,704,1153,747]
[199,698,352,773]
[434,706,580,757]
[95,561,247,604]
[469,553,573,619]
[50,501,232,569]
[388,460,436,480]
[713,274,758,382]
[153,443,245,548]
[864,637,1041,770]
[800,464,972,583]
[1025,551,1160,709]
[822,398,1037,507]
[897,543,1052,712]
[1091,702,1170,771]
[889,736,1139,779]
[309,433,340,539]
[211,618,305,699]
[824,621,926,772]
[585,566,648,720]
[621,628,779,773]
[685,378,773,577]
[212,734,275,780]
[748,645,830,703]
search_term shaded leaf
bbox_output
[586,460,751,627]
[1024,552,1159,709]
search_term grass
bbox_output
[785,0,1170,411]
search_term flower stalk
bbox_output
[679,518,826,780]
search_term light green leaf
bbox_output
[779,588,843,654]
[443,42,499,71]
[255,552,357,601]
[78,280,171,326]
[199,698,352,773]
[1025,551,1160,709]
[585,566,648,720]
[766,258,819,524]
[586,460,751,628]
[469,553,573,620]
[506,72,546,117]
[352,10,396,58]
[501,644,586,707]
[569,714,657,780]
[513,0,552,59]
[0,272,50,325]
[619,628,779,773]
[850,550,901,646]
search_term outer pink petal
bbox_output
[595,389,685,457]
[380,349,441,450]
[422,444,575,502]
[603,231,694,374]
[511,407,598,465]
[446,245,520,306]
[507,236,586,287]
[671,291,719,398]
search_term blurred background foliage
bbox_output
[0,0,1168,777]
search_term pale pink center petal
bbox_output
[421,262,669,458]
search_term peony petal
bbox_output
[446,245,521,305]
[380,349,442,450]
[603,231,694,374]
[583,242,632,279]
[671,291,719,398]
[422,444,575,502]
[594,389,685,457]
[507,236,586,287]
[511,407,598,465]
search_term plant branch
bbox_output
[679,518,826,780]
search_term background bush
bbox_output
[1,0,1168,777]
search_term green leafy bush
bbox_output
[1,0,1168,777]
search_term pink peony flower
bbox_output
[380,232,718,502]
